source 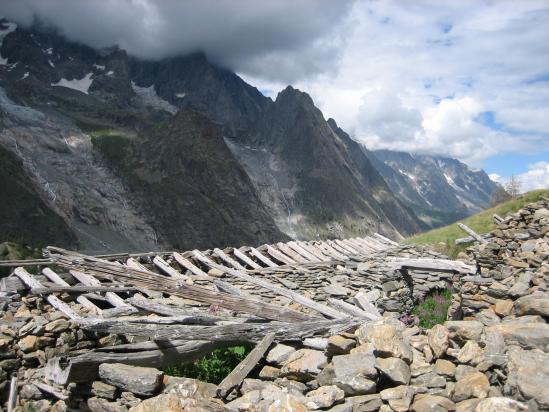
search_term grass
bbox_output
[406,189,549,257]
[163,345,251,384]
[413,289,453,328]
[90,133,132,165]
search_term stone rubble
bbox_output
[0,198,547,411]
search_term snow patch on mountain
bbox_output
[131,81,177,114]
[51,73,94,94]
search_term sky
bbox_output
[2,0,548,191]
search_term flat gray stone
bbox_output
[99,363,163,396]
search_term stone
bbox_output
[475,309,500,326]
[411,394,456,412]
[375,357,410,385]
[427,324,449,358]
[88,397,128,412]
[323,285,350,296]
[266,343,295,365]
[452,371,489,402]
[305,385,344,410]
[474,397,528,412]
[162,376,217,399]
[18,335,38,353]
[380,385,416,411]
[45,319,71,333]
[92,381,118,400]
[456,341,484,365]
[281,349,327,381]
[20,383,43,400]
[259,365,281,380]
[129,393,226,412]
[99,363,163,396]
[494,299,514,317]
[25,400,52,412]
[410,372,446,388]
[240,378,279,394]
[331,352,377,395]
[225,388,308,412]
[434,359,455,377]
[444,321,484,342]
[507,347,549,409]
[327,335,355,355]
[514,293,549,317]
[486,322,549,351]
[454,365,477,381]
[356,321,412,363]
[455,398,481,412]
[51,400,68,412]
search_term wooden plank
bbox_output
[493,214,504,224]
[334,239,359,255]
[313,242,346,260]
[154,255,191,278]
[14,268,82,320]
[326,240,350,256]
[125,259,163,298]
[286,241,318,262]
[249,247,278,267]
[276,243,308,264]
[207,262,346,319]
[458,223,488,244]
[7,375,17,412]
[213,248,246,270]
[217,332,275,398]
[265,245,296,265]
[85,318,358,342]
[455,234,491,245]
[373,233,399,246]
[70,270,135,310]
[327,298,379,321]
[353,290,382,319]
[42,268,102,314]
[344,238,371,254]
[33,381,68,401]
[173,252,212,278]
[350,238,376,253]
[299,242,331,261]
[233,248,262,269]
[31,285,138,294]
[46,340,221,384]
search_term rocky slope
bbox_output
[368,150,498,228]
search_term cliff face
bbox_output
[369,149,499,228]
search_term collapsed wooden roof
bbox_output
[1,233,473,387]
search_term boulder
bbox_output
[453,371,489,402]
[280,349,327,381]
[92,381,119,400]
[514,293,549,317]
[305,385,345,410]
[129,393,226,412]
[356,321,412,363]
[375,357,410,385]
[494,300,514,317]
[427,324,449,358]
[444,321,484,342]
[88,397,128,412]
[474,397,527,412]
[327,335,356,355]
[411,394,456,412]
[486,322,549,351]
[331,352,377,395]
[507,347,549,409]
[99,363,163,396]
[456,341,484,365]
[434,359,455,377]
[266,343,295,365]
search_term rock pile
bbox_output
[0,199,547,411]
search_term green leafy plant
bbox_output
[163,345,251,384]
[413,289,453,329]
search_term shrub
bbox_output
[413,289,453,329]
[163,345,251,384]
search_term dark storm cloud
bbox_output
[1,0,355,82]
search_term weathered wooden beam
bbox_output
[265,245,296,265]
[154,255,190,279]
[217,332,275,398]
[455,233,491,245]
[30,285,137,294]
[457,223,487,244]
[14,268,82,320]
[212,248,246,270]
[276,243,307,264]
[84,318,358,342]
[373,233,399,246]
[42,268,102,314]
[7,375,17,412]
[353,290,382,319]
[207,262,346,319]
[286,241,318,262]
[327,298,379,321]
[233,248,262,269]
[493,214,504,224]
[249,247,278,267]
[46,340,221,384]
[388,258,476,274]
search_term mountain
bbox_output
[0,20,494,251]
[366,149,498,228]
